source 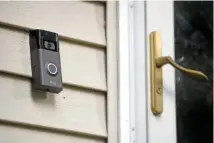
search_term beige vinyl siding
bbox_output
[0,27,106,91]
[0,1,119,143]
[0,74,106,137]
[0,123,104,143]
[0,2,106,46]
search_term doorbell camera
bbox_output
[29,29,63,93]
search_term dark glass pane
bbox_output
[174,1,213,143]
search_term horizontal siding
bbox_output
[0,74,107,137]
[0,123,105,143]
[0,1,109,141]
[0,27,106,91]
[0,1,106,46]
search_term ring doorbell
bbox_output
[29,29,63,93]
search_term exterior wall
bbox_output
[0,1,118,143]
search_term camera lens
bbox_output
[44,41,55,50]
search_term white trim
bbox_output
[133,2,148,143]
[118,1,147,143]
[118,1,131,143]
[106,2,118,143]
[128,1,136,143]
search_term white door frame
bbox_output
[145,2,177,143]
[117,1,148,143]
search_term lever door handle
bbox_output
[156,56,208,81]
[149,31,209,115]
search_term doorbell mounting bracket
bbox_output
[29,29,63,93]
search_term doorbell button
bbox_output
[47,62,58,76]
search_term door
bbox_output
[146,1,213,143]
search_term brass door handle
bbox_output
[156,56,209,81]
[149,31,209,115]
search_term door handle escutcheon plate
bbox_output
[149,31,209,115]
[150,31,163,115]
